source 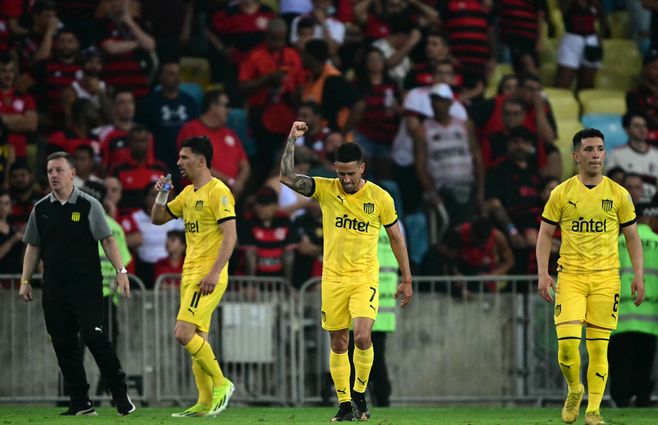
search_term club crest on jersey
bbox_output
[71,212,80,222]
[601,199,613,212]
[555,304,561,317]
[195,200,203,210]
[363,202,374,214]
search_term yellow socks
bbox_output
[585,327,611,413]
[353,345,374,393]
[192,360,213,407]
[184,334,225,387]
[557,324,582,391]
[330,349,351,403]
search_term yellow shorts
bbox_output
[554,271,620,329]
[321,279,379,331]
[177,272,228,333]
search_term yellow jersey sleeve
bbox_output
[209,184,236,223]
[166,186,189,218]
[617,188,637,227]
[541,183,563,225]
[379,190,398,227]
[311,177,330,202]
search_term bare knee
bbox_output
[174,322,196,345]
[354,332,372,350]
[330,330,349,353]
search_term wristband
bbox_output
[155,190,168,206]
[20,278,30,285]
[117,267,127,274]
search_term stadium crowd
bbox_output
[0,0,653,293]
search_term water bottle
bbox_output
[162,174,172,192]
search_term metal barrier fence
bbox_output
[0,274,149,402]
[2,273,655,405]
[153,274,297,405]
[297,275,566,405]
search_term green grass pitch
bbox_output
[0,406,656,424]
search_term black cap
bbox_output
[255,186,278,205]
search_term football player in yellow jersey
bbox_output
[537,128,645,425]
[151,136,237,417]
[281,122,413,422]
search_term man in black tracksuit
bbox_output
[19,151,135,416]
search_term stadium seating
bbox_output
[544,88,580,121]
[602,39,641,71]
[578,89,626,115]
[581,113,627,151]
[180,57,212,89]
[556,119,583,180]
[609,11,630,39]
[595,68,639,91]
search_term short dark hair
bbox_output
[0,188,10,198]
[128,124,150,140]
[47,151,76,169]
[167,229,186,245]
[202,89,226,113]
[335,142,363,163]
[9,159,30,174]
[182,136,213,168]
[33,0,56,14]
[622,111,647,128]
[518,72,541,87]
[112,89,134,101]
[74,144,94,158]
[81,181,107,203]
[572,128,605,150]
[304,39,330,64]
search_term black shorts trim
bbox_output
[557,336,581,340]
[542,216,558,225]
[383,217,398,228]
[217,216,236,224]
[165,205,178,218]
[620,217,637,228]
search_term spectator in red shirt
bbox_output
[153,229,186,284]
[112,125,168,215]
[15,0,59,71]
[177,89,251,198]
[47,98,101,155]
[207,0,275,105]
[0,53,37,159]
[60,46,112,127]
[29,28,81,129]
[97,0,156,99]
[99,90,154,172]
[239,186,298,280]
[239,17,304,185]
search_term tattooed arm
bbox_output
[280,121,315,197]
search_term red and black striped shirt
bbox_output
[33,58,81,125]
[355,80,401,145]
[499,0,547,41]
[439,0,491,78]
[98,18,152,99]
[564,1,598,35]
[239,212,298,277]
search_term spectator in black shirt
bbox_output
[8,160,42,229]
[0,189,23,273]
